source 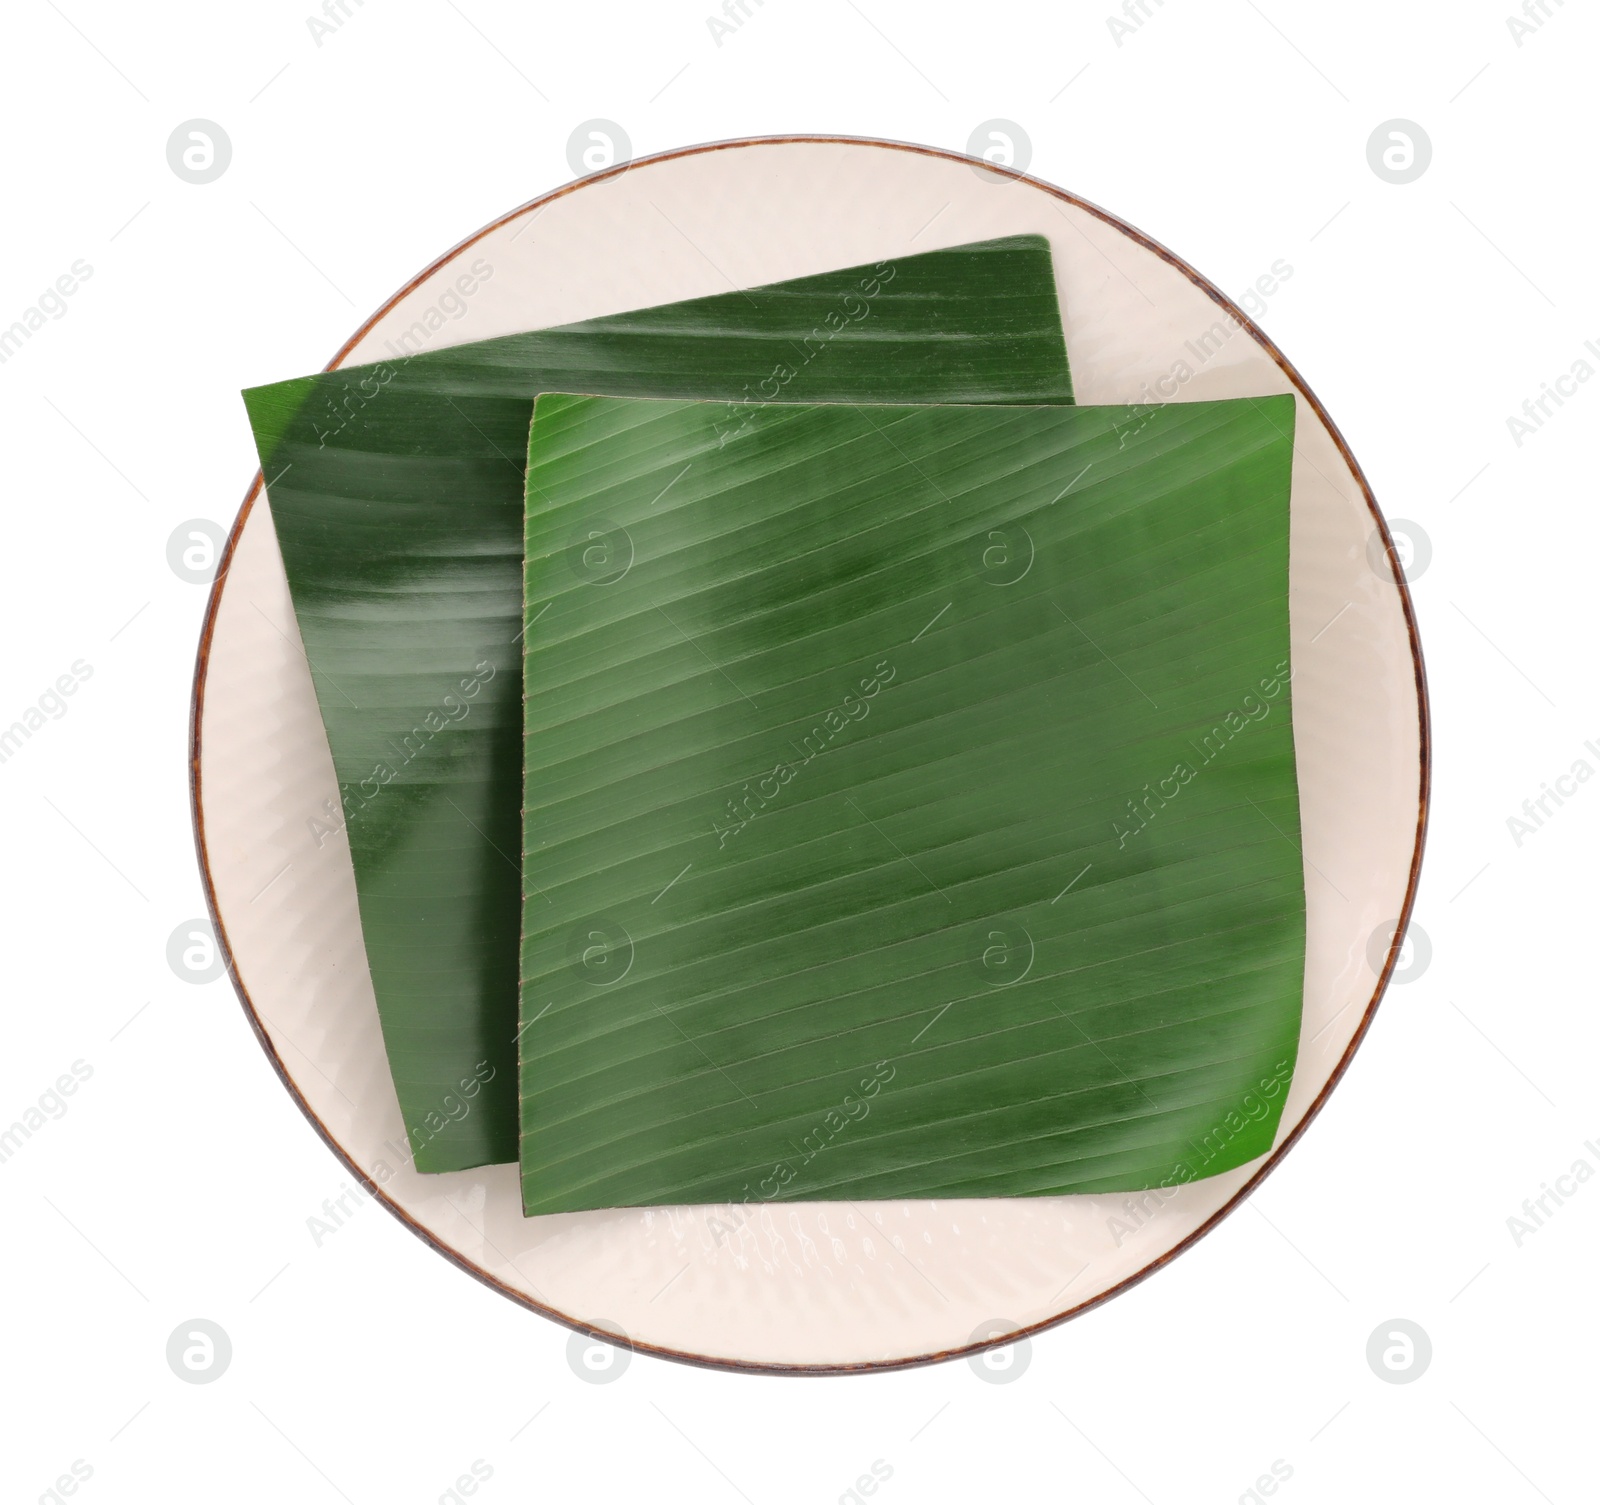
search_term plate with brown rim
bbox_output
[191,134,1427,1374]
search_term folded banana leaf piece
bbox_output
[519,393,1303,1214]
[242,235,1076,1172]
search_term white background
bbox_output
[1,1,1593,1501]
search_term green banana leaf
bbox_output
[519,393,1303,1214]
[242,236,1076,1172]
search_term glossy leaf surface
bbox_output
[242,236,1075,1170]
[519,393,1303,1213]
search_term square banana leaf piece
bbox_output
[519,393,1304,1213]
[241,235,1075,1171]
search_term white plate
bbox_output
[192,136,1428,1373]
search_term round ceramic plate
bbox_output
[192,135,1428,1373]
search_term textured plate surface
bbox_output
[193,136,1426,1371]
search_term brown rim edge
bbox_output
[189,132,1431,1378]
